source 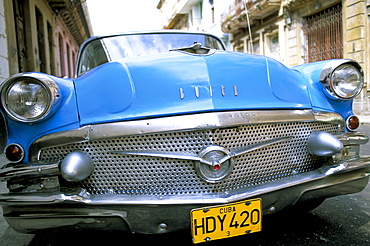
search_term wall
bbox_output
[2,0,91,79]
[0,0,9,82]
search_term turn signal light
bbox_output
[5,143,24,163]
[346,115,360,131]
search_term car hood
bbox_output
[74,51,311,125]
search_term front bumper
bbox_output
[1,156,369,234]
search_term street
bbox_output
[1,125,369,246]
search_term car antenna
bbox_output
[244,0,253,54]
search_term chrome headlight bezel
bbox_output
[319,59,364,100]
[0,73,62,123]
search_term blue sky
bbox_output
[87,0,162,35]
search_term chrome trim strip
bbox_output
[336,132,369,145]
[112,136,291,166]
[312,110,344,129]
[0,162,60,181]
[29,110,343,162]
[30,126,91,162]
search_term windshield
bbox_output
[76,33,225,76]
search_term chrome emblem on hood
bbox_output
[179,85,239,100]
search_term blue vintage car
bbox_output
[0,31,369,243]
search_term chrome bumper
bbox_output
[1,156,369,234]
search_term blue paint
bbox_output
[74,51,312,125]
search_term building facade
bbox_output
[221,0,370,115]
[157,0,234,43]
[0,1,7,82]
[0,0,92,81]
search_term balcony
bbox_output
[157,0,201,29]
[46,0,92,44]
[221,0,282,33]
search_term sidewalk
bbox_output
[359,115,370,124]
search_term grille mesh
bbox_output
[39,122,339,195]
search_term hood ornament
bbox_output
[112,137,291,183]
[171,42,216,55]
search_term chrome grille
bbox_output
[40,122,339,195]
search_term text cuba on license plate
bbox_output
[191,198,262,243]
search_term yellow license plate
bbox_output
[191,199,262,244]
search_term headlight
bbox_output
[0,73,61,123]
[320,60,364,99]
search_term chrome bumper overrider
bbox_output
[0,156,369,234]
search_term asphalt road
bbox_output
[1,125,369,246]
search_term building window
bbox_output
[247,39,260,55]
[71,50,76,76]
[189,10,193,26]
[303,3,343,63]
[13,0,28,72]
[235,44,244,52]
[66,43,72,77]
[265,32,280,61]
[47,22,55,75]
[58,33,65,77]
